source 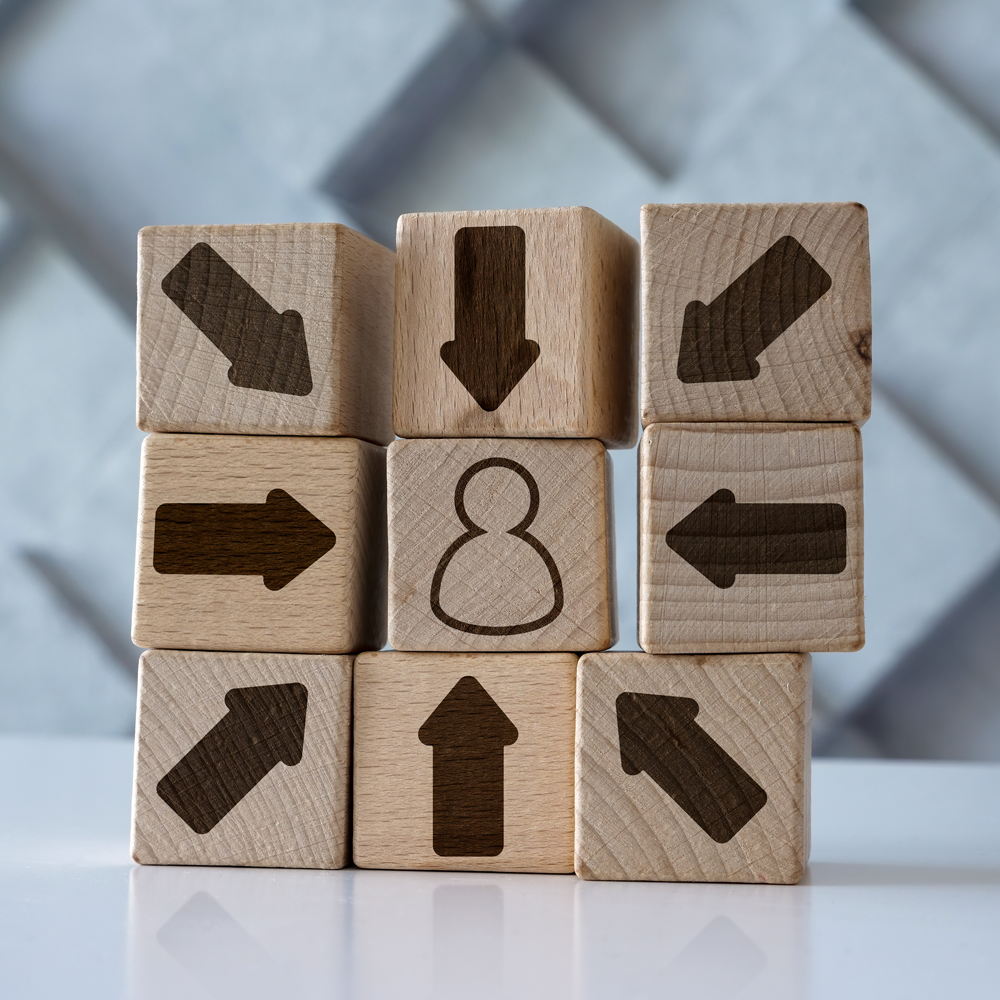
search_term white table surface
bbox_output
[2,735,999,999]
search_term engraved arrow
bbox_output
[677,235,832,383]
[162,241,313,396]
[617,692,766,843]
[157,682,308,834]
[666,488,847,589]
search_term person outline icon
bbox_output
[430,457,564,635]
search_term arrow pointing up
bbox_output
[617,692,766,843]
[153,488,336,591]
[162,242,313,396]
[666,488,847,588]
[677,235,832,383]
[440,225,539,411]
[157,682,308,834]
[418,675,518,857]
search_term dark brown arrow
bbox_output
[666,488,847,588]
[440,225,539,411]
[157,683,308,834]
[418,676,519,857]
[162,241,313,396]
[617,692,767,843]
[677,235,832,383]
[153,489,335,591]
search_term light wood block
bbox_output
[388,437,616,652]
[132,433,386,653]
[353,651,577,873]
[575,651,810,884]
[393,207,638,448]
[132,649,353,870]
[639,422,863,652]
[641,202,871,424]
[138,223,394,443]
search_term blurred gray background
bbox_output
[1,0,999,760]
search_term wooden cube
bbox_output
[639,423,864,653]
[138,223,394,443]
[393,207,638,448]
[575,651,810,884]
[353,651,577,873]
[639,422,863,653]
[388,438,616,652]
[132,433,386,653]
[641,202,871,424]
[132,649,353,869]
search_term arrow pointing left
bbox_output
[153,489,336,591]
[157,682,308,834]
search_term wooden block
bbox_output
[132,649,352,869]
[353,651,577,873]
[641,202,871,424]
[639,422,863,652]
[393,207,638,448]
[138,223,394,443]
[575,651,810,884]
[388,437,616,652]
[132,433,386,653]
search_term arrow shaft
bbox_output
[431,744,506,856]
[156,711,280,835]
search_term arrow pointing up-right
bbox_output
[677,235,832,383]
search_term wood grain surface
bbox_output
[133,433,386,653]
[353,651,577,873]
[388,437,616,652]
[641,202,871,424]
[132,649,353,869]
[639,422,863,653]
[138,223,394,443]
[575,651,810,884]
[393,207,638,448]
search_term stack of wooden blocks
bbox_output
[131,201,870,885]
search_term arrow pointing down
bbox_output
[677,235,832,383]
[666,489,847,588]
[157,682,308,834]
[617,692,766,843]
[162,242,313,396]
[440,225,539,411]
[419,675,519,857]
[153,489,336,591]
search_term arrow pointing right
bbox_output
[677,235,832,383]
[157,682,308,834]
[153,488,336,591]
[666,488,847,589]
[418,676,519,857]
[162,242,313,397]
[440,225,540,411]
[617,692,767,843]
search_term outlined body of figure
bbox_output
[431,458,563,635]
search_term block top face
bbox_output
[138,223,394,443]
[388,437,616,652]
[394,207,638,448]
[641,202,871,424]
[575,651,810,884]
[132,649,353,870]
[132,433,386,654]
[639,422,864,653]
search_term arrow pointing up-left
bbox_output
[153,489,335,591]
[158,682,308,834]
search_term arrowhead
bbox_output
[440,337,540,411]
[617,692,698,776]
[227,307,313,397]
[666,489,738,588]
[677,299,761,383]
[224,682,308,766]
[419,676,519,748]
[260,489,336,590]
